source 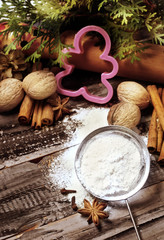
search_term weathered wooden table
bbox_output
[0,70,164,240]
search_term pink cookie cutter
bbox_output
[56,25,119,104]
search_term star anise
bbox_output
[78,198,109,227]
[47,93,70,120]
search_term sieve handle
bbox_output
[125,199,142,240]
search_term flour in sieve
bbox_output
[80,133,142,197]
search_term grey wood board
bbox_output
[8,181,164,240]
[0,162,74,239]
[0,74,150,168]
[0,75,118,168]
[0,149,163,239]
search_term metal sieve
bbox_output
[75,125,150,240]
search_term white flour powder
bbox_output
[80,134,142,198]
[64,106,109,145]
[48,106,144,207]
[49,107,109,207]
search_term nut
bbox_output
[0,78,24,112]
[23,70,57,100]
[107,102,141,129]
[117,81,150,109]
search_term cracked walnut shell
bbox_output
[107,102,141,129]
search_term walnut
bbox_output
[0,78,24,112]
[117,81,150,109]
[107,102,141,129]
[22,70,57,100]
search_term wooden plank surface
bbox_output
[0,71,153,168]
[0,149,163,239]
[0,71,164,240]
[8,181,164,240]
[0,162,74,239]
[0,71,122,168]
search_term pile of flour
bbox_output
[80,133,142,197]
[49,107,109,206]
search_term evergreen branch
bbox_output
[154,33,164,45]
[0,0,163,64]
[114,41,148,63]
[111,3,133,25]
[4,41,17,53]
[25,51,42,63]
[145,12,157,31]
[21,38,38,50]
[151,22,164,45]
[50,38,73,67]
[98,0,108,11]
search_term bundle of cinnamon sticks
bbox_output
[18,94,54,129]
[147,85,164,164]
[18,63,55,129]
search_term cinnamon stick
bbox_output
[35,101,43,130]
[18,62,42,126]
[147,110,157,153]
[31,101,39,128]
[156,88,163,153]
[41,103,54,126]
[156,118,163,153]
[158,141,164,165]
[18,95,34,124]
[31,101,44,129]
[147,85,164,132]
[158,88,164,164]
[147,87,164,153]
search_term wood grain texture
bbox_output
[0,162,74,239]
[0,72,123,168]
[0,72,164,240]
[0,72,151,168]
[9,181,163,240]
[0,154,163,239]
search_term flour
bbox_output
[64,106,109,145]
[49,106,109,207]
[79,133,142,198]
[48,106,144,207]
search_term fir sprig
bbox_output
[0,0,163,65]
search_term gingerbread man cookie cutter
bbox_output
[56,25,119,104]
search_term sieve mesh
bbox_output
[75,125,150,201]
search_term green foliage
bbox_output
[0,0,163,64]
[152,23,164,45]
[145,13,164,45]
[101,0,164,61]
